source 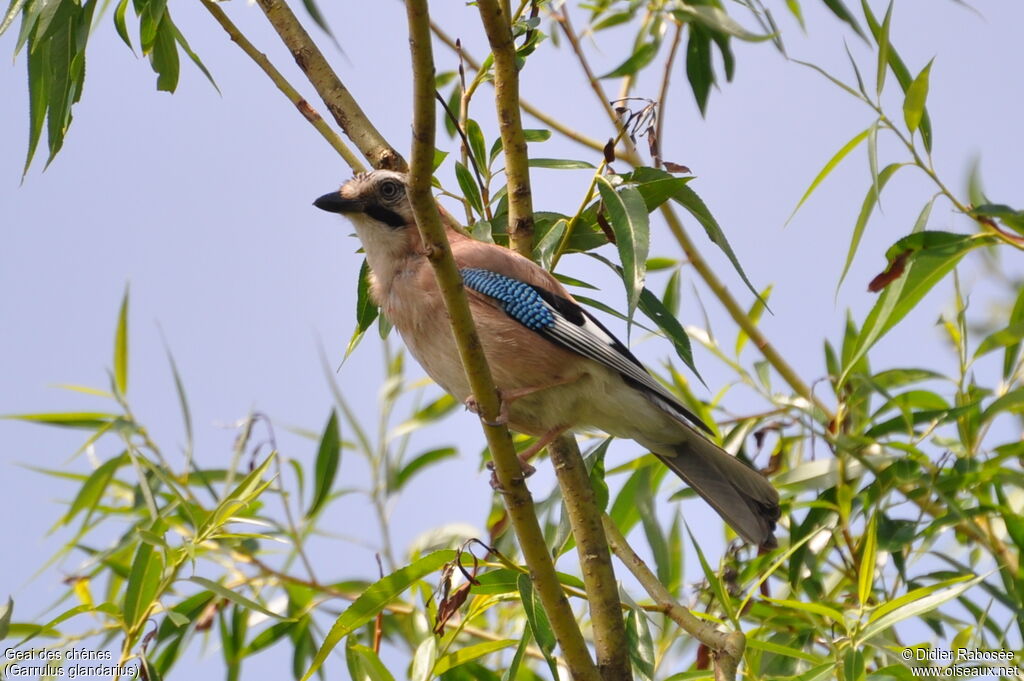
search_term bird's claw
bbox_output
[486,458,536,492]
[464,391,510,427]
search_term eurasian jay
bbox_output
[314,169,780,548]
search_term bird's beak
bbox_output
[313,191,362,214]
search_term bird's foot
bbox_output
[486,456,537,491]
[464,391,510,427]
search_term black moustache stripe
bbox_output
[364,205,405,228]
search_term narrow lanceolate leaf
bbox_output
[858,512,878,608]
[686,24,713,115]
[455,161,483,216]
[862,0,933,150]
[837,163,904,290]
[821,0,867,40]
[123,537,165,629]
[3,412,118,429]
[903,59,933,134]
[432,640,516,675]
[596,176,649,322]
[188,577,288,620]
[113,0,132,49]
[669,182,763,305]
[306,410,341,518]
[517,574,560,681]
[300,551,455,681]
[149,13,180,92]
[63,452,129,526]
[787,128,870,226]
[672,4,772,41]
[840,231,997,387]
[638,286,701,382]
[0,596,12,641]
[599,41,659,79]
[873,1,894,96]
[346,259,380,360]
[0,0,26,36]
[465,119,487,173]
[860,573,985,642]
[114,286,130,395]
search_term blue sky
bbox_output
[2,0,1021,675]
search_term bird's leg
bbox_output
[464,375,581,427]
[488,425,569,491]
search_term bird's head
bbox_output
[314,170,424,276]
[313,170,415,230]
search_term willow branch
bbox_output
[602,516,744,681]
[200,0,365,173]
[405,4,600,680]
[654,21,684,169]
[548,435,632,681]
[254,0,405,171]
[475,0,535,257]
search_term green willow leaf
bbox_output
[599,41,659,78]
[669,181,763,305]
[345,259,380,360]
[0,596,12,641]
[672,4,772,41]
[516,574,560,680]
[113,0,132,49]
[455,161,483,216]
[838,162,904,290]
[873,1,894,96]
[638,285,701,381]
[63,452,129,526]
[114,285,129,395]
[858,513,878,607]
[862,0,932,150]
[391,447,457,493]
[821,0,867,40]
[596,176,649,321]
[432,640,516,675]
[124,535,165,629]
[685,24,713,115]
[861,574,984,642]
[903,59,933,134]
[787,127,870,226]
[150,13,180,92]
[841,231,997,387]
[2,412,117,429]
[465,119,487,173]
[300,551,455,681]
[307,410,341,518]
[188,577,288,621]
[528,158,595,169]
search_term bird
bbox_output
[314,169,780,548]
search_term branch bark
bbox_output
[404,3,600,680]
[602,515,744,681]
[254,0,405,171]
[548,435,632,681]
[474,0,535,257]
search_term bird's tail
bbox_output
[649,433,780,549]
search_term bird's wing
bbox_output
[458,266,713,435]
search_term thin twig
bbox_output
[404,3,601,680]
[602,516,745,681]
[654,21,685,169]
[475,0,535,257]
[200,0,365,173]
[253,0,405,171]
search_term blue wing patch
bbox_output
[459,267,712,434]
[460,268,556,331]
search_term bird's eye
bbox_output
[379,179,403,201]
